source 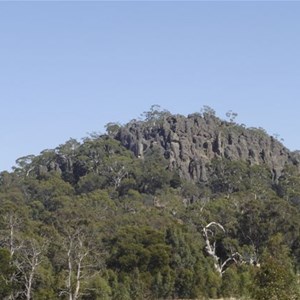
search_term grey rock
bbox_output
[116,114,298,183]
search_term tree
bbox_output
[15,237,48,300]
[0,248,14,298]
[55,201,104,300]
[140,105,170,126]
[225,110,238,123]
[13,155,36,177]
[105,122,121,137]
[56,139,80,157]
[137,148,171,194]
[276,165,300,205]
[203,222,241,276]
[201,105,216,117]
[60,229,90,300]
[209,159,249,195]
[0,201,28,299]
[253,234,300,300]
[106,225,172,298]
[81,274,112,300]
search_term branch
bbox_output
[205,222,225,232]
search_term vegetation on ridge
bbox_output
[0,106,300,299]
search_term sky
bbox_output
[1,1,300,172]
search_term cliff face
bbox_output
[30,112,300,184]
[116,113,300,182]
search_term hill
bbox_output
[116,108,299,182]
[0,106,300,299]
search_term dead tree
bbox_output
[203,222,241,275]
[16,239,47,300]
[59,228,96,300]
[0,209,24,299]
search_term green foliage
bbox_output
[56,138,80,157]
[225,110,238,123]
[105,122,121,137]
[141,105,170,126]
[221,267,240,297]
[221,265,254,299]
[0,248,14,298]
[3,109,300,299]
[107,226,170,273]
[82,274,112,300]
[201,105,216,117]
[209,159,249,194]
[253,234,300,300]
[136,148,171,194]
[276,164,300,205]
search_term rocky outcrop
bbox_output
[116,113,300,182]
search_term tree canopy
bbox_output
[1,108,300,299]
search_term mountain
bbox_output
[116,111,300,183]
[22,108,300,186]
[1,107,300,299]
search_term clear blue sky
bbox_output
[1,1,300,172]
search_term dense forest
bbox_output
[1,106,300,299]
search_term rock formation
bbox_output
[116,113,300,182]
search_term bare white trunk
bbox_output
[4,213,23,300]
[15,241,44,300]
[67,240,73,300]
[9,215,14,257]
[25,261,36,300]
[61,234,90,300]
[203,222,240,275]
[73,258,82,300]
[73,239,89,300]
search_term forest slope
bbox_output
[0,107,300,299]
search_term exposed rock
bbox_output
[35,112,299,185]
[116,114,298,183]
